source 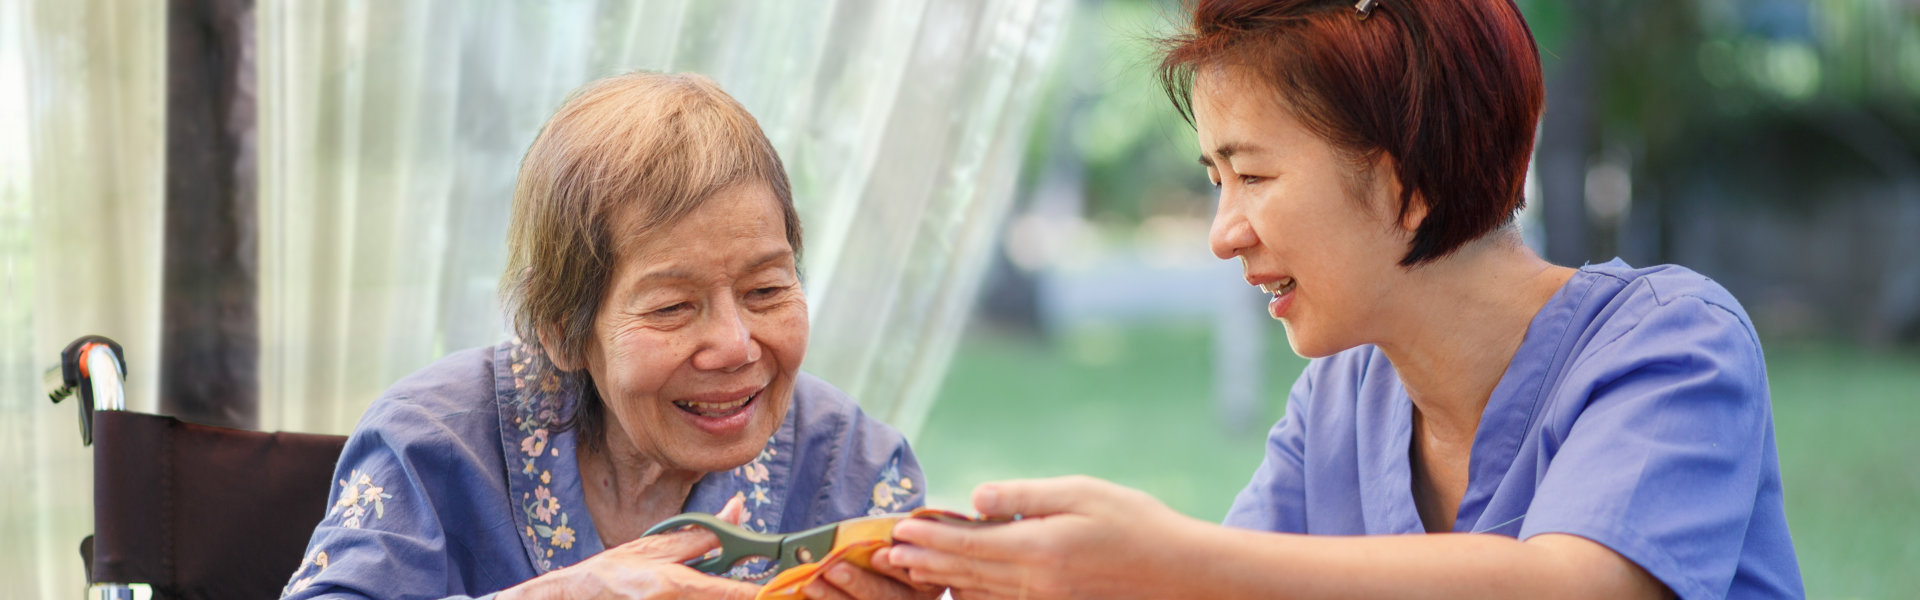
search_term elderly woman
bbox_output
[282,72,932,599]
[889,1,1802,599]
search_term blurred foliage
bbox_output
[1020,0,1210,224]
[1571,0,1920,210]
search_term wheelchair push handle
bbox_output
[44,335,128,446]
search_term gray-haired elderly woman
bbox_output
[282,72,938,600]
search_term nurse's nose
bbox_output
[1209,187,1258,260]
[692,296,760,372]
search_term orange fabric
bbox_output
[756,540,888,599]
[754,508,977,600]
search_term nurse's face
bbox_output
[1194,69,1418,358]
[578,182,808,473]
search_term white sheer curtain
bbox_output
[256,0,1066,438]
[2,0,165,595]
[5,0,1061,593]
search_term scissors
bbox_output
[642,509,1000,580]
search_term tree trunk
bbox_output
[1536,18,1594,267]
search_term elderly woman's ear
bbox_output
[538,323,582,372]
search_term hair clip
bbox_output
[1355,0,1379,20]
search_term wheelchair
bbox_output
[48,336,350,600]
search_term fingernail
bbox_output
[889,545,919,566]
[828,565,853,584]
[976,487,999,511]
[803,582,827,598]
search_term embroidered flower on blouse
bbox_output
[532,486,560,524]
[506,340,586,571]
[330,470,394,529]
[281,549,329,597]
[522,428,549,457]
[731,441,780,529]
[866,455,919,516]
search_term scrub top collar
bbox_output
[1355,261,1609,534]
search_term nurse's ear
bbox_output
[1361,153,1427,234]
[1397,191,1429,234]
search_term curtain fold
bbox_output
[1,0,166,595]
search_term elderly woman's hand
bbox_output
[887,476,1201,600]
[793,546,945,600]
[502,498,760,600]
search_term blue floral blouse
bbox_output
[282,340,924,599]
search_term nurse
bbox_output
[886,1,1803,598]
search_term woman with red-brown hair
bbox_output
[885,1,1803,598]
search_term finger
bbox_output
[895,516,1064,563]
[625,525,724,563]
[719,492,747,524]
[871,549,950,600]
[866,547,915,583]
[892,519,1004,559]
[818,562,920,600]
[801,577,857,600]
[972,475,1115,518]
[670,567,762,600]
[886,543,1029,595]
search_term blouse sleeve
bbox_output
[1221,365,1314,533]
[281,397,493,600]
[782,373,928,529]
[1519,294,1775,600]
[835,408,925,518]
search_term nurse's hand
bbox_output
[888,476,1201,600]
[793,548,946,600]
[500,496,759,600]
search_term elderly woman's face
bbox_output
[1195,68,1417,359]
[581,183,807,473]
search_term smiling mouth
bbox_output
[671,392,757,418]
[1258,276,1297,296]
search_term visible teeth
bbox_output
[674,395,753,414]
[1259,277,1295,295]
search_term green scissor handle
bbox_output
[643,513,839,578]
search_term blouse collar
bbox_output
[493,340,798,575]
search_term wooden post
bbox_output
[160,0,257,429]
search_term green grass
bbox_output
[915,322,1306,520]
[915,324,1920,599]
[1765,340,1920,599]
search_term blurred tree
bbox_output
[1569,0,1920,343]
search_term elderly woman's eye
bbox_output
[750,286,784,298]
[652,302,691,315]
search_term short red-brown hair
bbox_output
[1159,0,1544,266]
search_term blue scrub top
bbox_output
[1224,260,1803,599]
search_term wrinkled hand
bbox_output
[793,546,945,600]
[887,476,1198,600]
[504,496,759,600]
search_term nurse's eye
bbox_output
[1239,174,1265,186]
